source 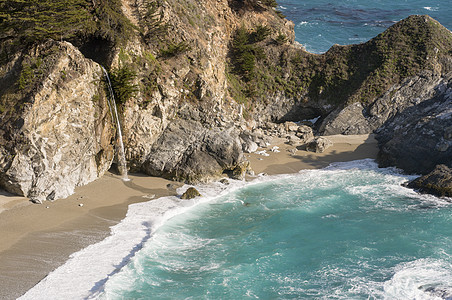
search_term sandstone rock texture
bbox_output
[114,0,294,182]
[0,41,114,202]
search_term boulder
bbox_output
[285,121,299,132]
[240,131,260,153]
[181,187,201,199]
[142,119,247,182]
[306,137,333,153]
[286,135,300,146]
[296,125,314,144]
[407,165,452,198]
[319,102,371,135]
[242,140,258,153]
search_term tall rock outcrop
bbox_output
[376,78,451,174]
[0,41,114,202]
[314,15,452,135]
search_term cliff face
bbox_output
[0,0,451,201]
[376,78,452,173]
[0,41,114,202]
[0,0,294,200]
[113,0,294,180]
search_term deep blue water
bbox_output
[278,0,452,53]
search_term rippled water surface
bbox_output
[278,0,452,53]
[98,161,452,299]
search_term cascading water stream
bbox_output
[101,66,129,181]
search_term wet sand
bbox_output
[0,134,378,299]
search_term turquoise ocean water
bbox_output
[21,1,452,299]
[99,161,452,299]
[22,161,452,299]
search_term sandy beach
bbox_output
[0,134,378,299]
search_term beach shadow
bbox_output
[86,220,154,298]
[0,188,22,198]
[290,135,379,169]
[120,172,182,196]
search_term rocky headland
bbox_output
[0,0,451,201]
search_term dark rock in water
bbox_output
[180,187,201,199]
[376,82,452,175]
[374,70,452,198]
[408,165,452,198]
[419,284,452,300]
[219,178,229,185]
[306,137,333,153]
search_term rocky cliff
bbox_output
[0,41,114,202]
[375,77,452,197]
[377,78,451,174]
[0,0,451,201]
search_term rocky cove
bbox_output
[0,0,451,202]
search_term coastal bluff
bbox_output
[0,0,451,201]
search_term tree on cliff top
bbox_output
[0,0,95,43]
[0,0,133,46]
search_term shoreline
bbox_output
[0,134,378,299]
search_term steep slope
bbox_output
[239,15,452,132]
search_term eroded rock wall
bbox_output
[113,0,293,180]
[376,77,452,174]
[0,41,114,201]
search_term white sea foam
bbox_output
[383,258,452,299]
[20,159,448,299]
[19,180,249,300]
[424,6,439,11]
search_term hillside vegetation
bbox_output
[228,15,452,116]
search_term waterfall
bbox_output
[101,66,129,181]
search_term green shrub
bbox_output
[274,33,288,45]
[250,25,272,43]
[261,0,278,7]
[230,26,268,81]
[107,66,138,105]
[275,10,286,19]
[160,41,191,58]
[0,0,134,46]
